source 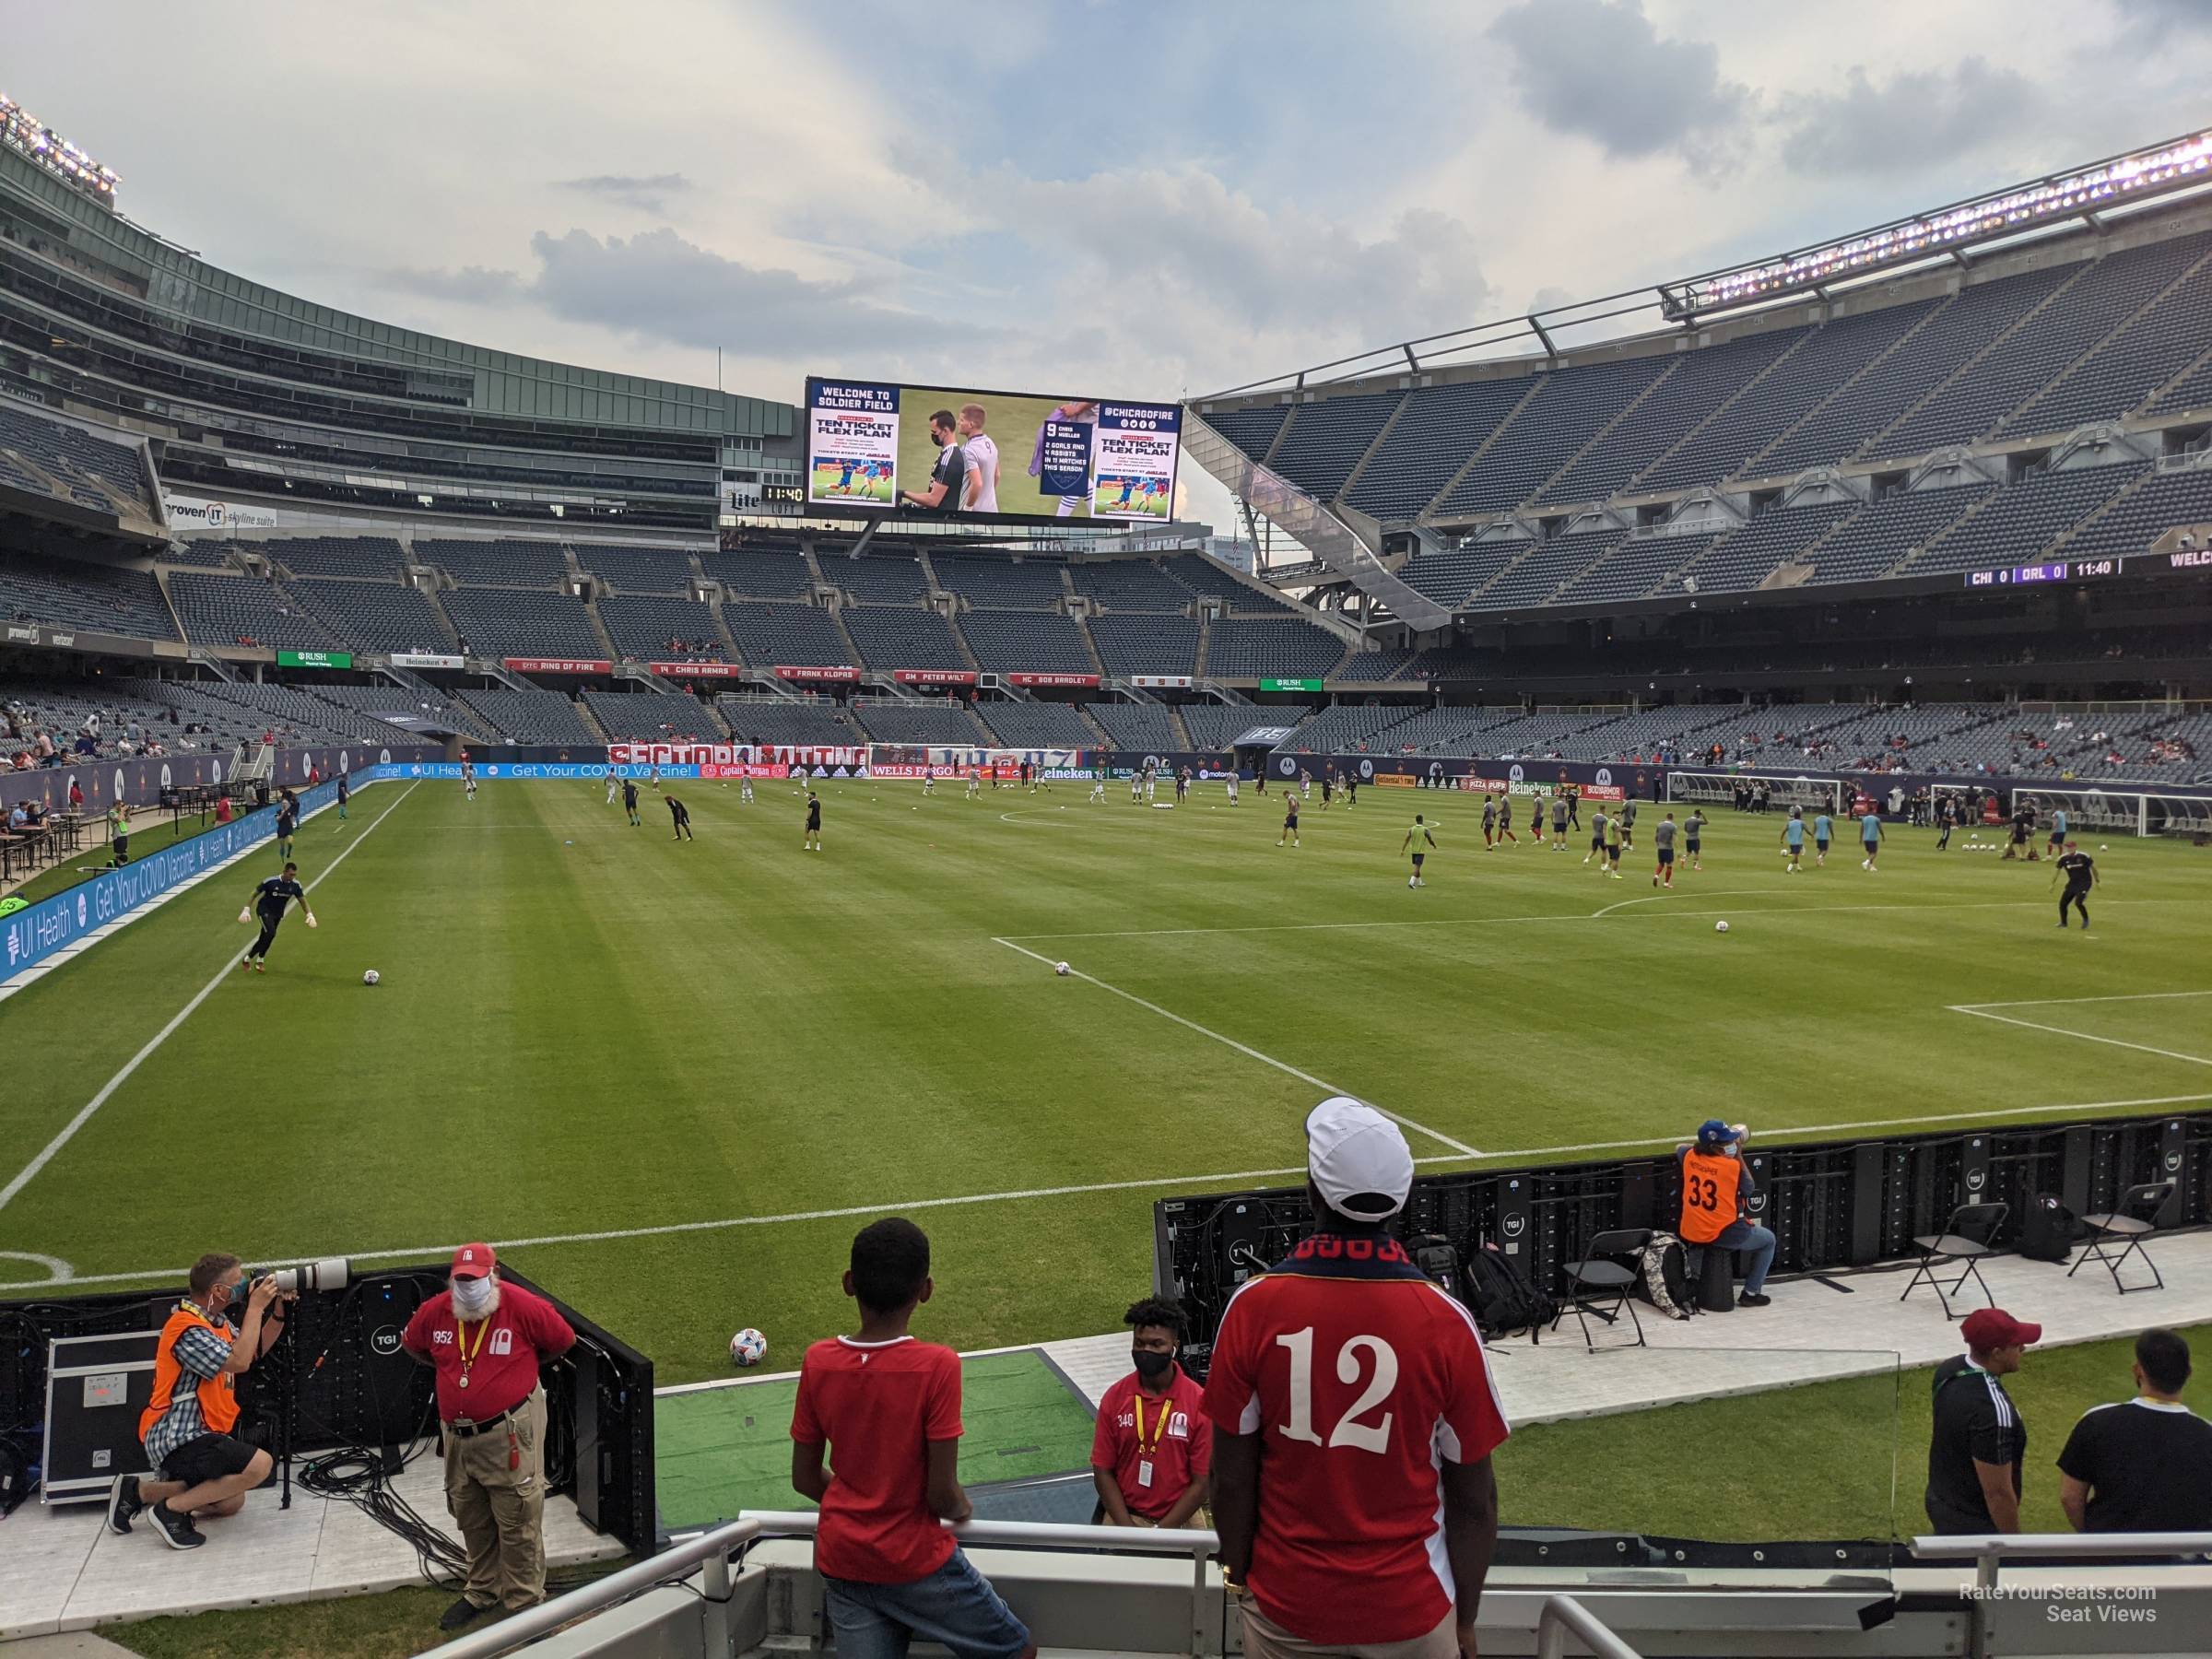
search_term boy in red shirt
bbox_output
[791,1218,1034,1659]
[1092,1297,1211,1528]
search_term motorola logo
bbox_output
[1595,768,1613,786]
[1427,762,1444,782]
[1359,760,1373,779]
[159,764,172,788]
[1508,764,1524,782]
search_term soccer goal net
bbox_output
[2010,787,2212,839]
[1665,770,1844,813]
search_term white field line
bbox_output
[1946,1006,2212,1069]
[1956,990,2212,1011]
[991,935,1479,1158]
[15,1088,2209,1296]
[1000,895,2206,944]
[0,782,422,1216]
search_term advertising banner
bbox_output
[162,495,286,531]
[276,649,353,670]
[604,741,870,770]
[804,377,1182,525]
[1131,676,1194,689]
[806,382,900,509]
[1090,404,1181,523]
[4,620,161,660]
[648,661,743,678]
[502,656,610,675]
[390,652,464,670]
[1004,672,1100,688]
[1259,677,1324,692]
[774,665,861,683]
[893,669,979,688]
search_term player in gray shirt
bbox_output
[1585,807,1609,867]
[1619,797,1639,851]
[1549,793,1570,850]
[1653,813,1679,889]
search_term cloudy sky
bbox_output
[12,0,2212,524]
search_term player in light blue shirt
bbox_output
[2048,806,2069,858]
[1860,809,1885,871]
[1781,807,1806,873]
[1813,811,1834,867]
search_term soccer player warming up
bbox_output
[1860,806,1885,871]
[1781,807,1806,873]
[1498,794,1518,847]
[1277,791,1300,848]
[2050,841,2099,929]
[1482,794,1498,850]
[1685,807,1706,870]
[622,777,641,828]
[666,794,693,841]
[791,1220,1036,1659]
[1226,771,1240,806]
[804,789,823,852]
[238,862,313,974]
[1402,813,1438,887]
[1205,1100,1507,1659]
[1651,812,1678,888]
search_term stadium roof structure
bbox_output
[1203,128,2212,401]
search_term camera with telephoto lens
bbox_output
[249,1257,351,1297]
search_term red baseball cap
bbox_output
[450,1242,498,1280]
[1961,1308,2041,1351]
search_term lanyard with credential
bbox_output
[1132,1393,1174,1455]
[455,1316,488,1389]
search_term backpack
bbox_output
[1635,1231,1695,1320]
[1465,1241,1556,1342]
[2016,1193,2081,1264]
[1403,1232,1465,1302]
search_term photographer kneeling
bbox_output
[109,1252,290,1549]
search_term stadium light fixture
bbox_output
[1665,130,2212,319]
[0,92,119,205]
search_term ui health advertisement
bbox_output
[806,379,1181,524]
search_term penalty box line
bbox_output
[990,935,1480,1159]
[0,781,424,1218]
[18,1088,2212,1296]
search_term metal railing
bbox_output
[425,1511,1226,1659]
[429,1515,763,1659]
[1912,1531,2210,1590]
[1535,1594,1644,1659]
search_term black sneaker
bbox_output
[1737,1292,1772,1308]
[149,1501,205,1550]
[106,1474,142,1535]
[440,1597,491,1631]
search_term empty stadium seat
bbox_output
[1088,614,1199,677]
[419,537,571,588]
[715,698,861,747]
[292,579,455,653]
[1069,561,1191,611]
[1267,390,1404,501]
[1179,703,1269,747]
[1346,377,1535,521]
[1084,701,1182,750]
[1204,404,1288,466]
[1436,357,1671,518]
[1470,528,1628,609]
[167,571,340,649]
[1399,539,1526,607]
[257,536,406,580]
[1665,500,1856,595]
[839,606,969,671]
[975,700,1099,747]
[719,602,854,667]
[572,542,698,595]
[0,549,175,638]
[1552,532,1716,606]
[850,700,989,745]
[582,688,723,740]
[702,546,815,598]
[2063,465,2212,559]
[956,610,1095,674]
[1806,484,1993,585]
[934,555,1070,609]
[1203,616,1348,678]
[439,588,606,658]
[2007,253,2212,437]
[827,553,930,604]
[452,688,599,744]
[597,594,730,662]
[1901,462,2147,577]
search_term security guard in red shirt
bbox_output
[402,1243,576,1631]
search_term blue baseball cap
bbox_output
[1696,1119,1739,1149]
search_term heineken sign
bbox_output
[1259,677,1324,692]
[276,650,354,669]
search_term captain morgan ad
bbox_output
[806,378,1182,523]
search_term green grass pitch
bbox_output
[2,778,2207,1385]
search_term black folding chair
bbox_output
[1901,1202,2008,1320]
[2070,1181,2174,1294]
[1552,1228,1653,1353]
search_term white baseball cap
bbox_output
[1306,1097,1414,1220]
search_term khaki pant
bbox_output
[1240,1602,1458,1659]
[444,1386,547,1613]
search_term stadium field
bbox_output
[2,777,2208,1384]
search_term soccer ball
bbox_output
[729,1327,768,1368]
[1054,960,1071,976]
[2100,843,2109,851]
[1714,920,1730,934]
[362,970,380,986]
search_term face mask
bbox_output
[453,1277,496,1318]
[1131,1348,1175,1382]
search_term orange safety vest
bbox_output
[140,1302,239,1443]
[1678,1148,1742,1244]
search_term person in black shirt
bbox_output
[275,791,299,862]
[804,790,822,853]
[1926,1308,2039,1534]
[2057,1328,2212,1534]
[335,773,349,823]
[898,411,967,513]
[622,778,641,829]
[666,794,693,841]
[2049,841,2098,929]
[240,862,314,975]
